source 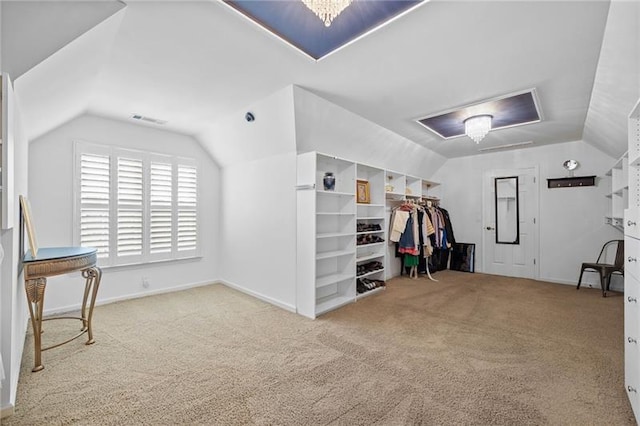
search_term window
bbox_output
[75,143,199,266]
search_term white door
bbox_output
[482,167,539,279]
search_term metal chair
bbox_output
[577,240,624,297]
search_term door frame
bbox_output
[481,166,540,279]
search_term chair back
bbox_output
[596,239,624,267]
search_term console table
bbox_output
[19,195,103,372]
[23,247,102,372]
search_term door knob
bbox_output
[629,257,638,263]
[628,220,637,227]
[629,296,638,303]
[629,337,637,344]
[486,226,495,231]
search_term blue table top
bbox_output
[23,247,97,263]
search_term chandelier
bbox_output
[301,0,354,27]
[463,114,493,143]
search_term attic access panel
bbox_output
[417,89,542,140]
[223,0,424,60]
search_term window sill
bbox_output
[98,255,203,271]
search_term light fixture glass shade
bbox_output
[464,114,493,143]
[301,0,354,27]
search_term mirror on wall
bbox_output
[494,176,520,244]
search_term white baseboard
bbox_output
[43,279,218,316]
[1,403,14,419]
[217,279,296,313]
[540,276,624,292]
[540,277,581,286]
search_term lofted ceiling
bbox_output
[6,0,640,160]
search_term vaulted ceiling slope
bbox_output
[2,0,125,79]
[5,0,639,162]
[583,0,640,160]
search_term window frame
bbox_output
[74,142,201,268]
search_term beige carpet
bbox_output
[4,271,635,425]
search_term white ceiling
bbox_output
[7,0,640,160]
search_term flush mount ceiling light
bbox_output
[463,114,493,144]
[301,0,353,27]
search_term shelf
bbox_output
[317,232,353,239]
[316,273,354,289]
[317,212,355,216]
[357,203,384,207]
[357,268,384,278]
[317,190,355,197]
[356,242,385,248]
[356,286,385,301]
[316,250,355,260]
[356,253,384,263]
[357,216,384,220]
[316,294,353,315]
[547,176,596,188]
[356,230,384,235]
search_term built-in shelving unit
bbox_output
[624,98,640,421]
[296,151,440,319]
[605,152,629,230]
[356,163,385,296]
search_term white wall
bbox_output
[204,86,298,311]
[0,76,29,414]
[293,86,447,178]
[431,140,622,288]
[220,153,297,311]
[28,114,220,314]
[198,86,298,168]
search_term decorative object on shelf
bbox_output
[301,0,354,27]
[563,159,579,177]
[547,175,596,188]
[385,175,394,193]
[356,179,370,203]
[464,114,493,143]
[323,172,335,191]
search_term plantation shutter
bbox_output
[76,142,199,266]
[177,164,197,252]
[149,162,173,256]
[116,156,143,259]
[79,153,110,258]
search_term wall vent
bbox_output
[477,141,534,152]
[130,114,167,125]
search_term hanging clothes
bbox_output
[389,209,410,243]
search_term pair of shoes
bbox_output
[357,235,385,245]
[356,278,386,293]
[357,261,384,276]
[357,223,382,232]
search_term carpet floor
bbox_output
[4,271,636,425]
